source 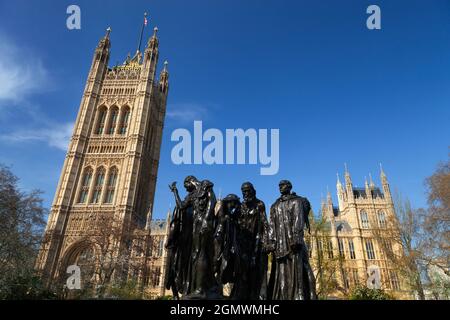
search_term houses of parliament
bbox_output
[35,24,412,299]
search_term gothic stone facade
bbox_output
[143,215,170,298]
[35,27,169,289]
[309,168,413,299]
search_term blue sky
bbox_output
[0,0,449,220]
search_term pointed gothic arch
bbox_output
[106,106,119,135]
[58,240,98,290]
[95,106,108,135]
[90,166,106,204]
[77,166,94,204]
[118,106,131,135]
[104,166,119,204]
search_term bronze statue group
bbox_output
[164,176,317,300]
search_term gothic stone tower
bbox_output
[311,166,412,298]
[36,26,169,287]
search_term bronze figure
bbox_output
[231,182,269,300]
[166,176,221,299]
[267,180,317,300]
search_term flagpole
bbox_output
[137,12,147,53]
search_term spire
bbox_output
[327,189,332,206]
[344,163,354,202]
[148,26,159,49]
[365,176,371,198]
[159,60,169,94]
[97,26,111,49]
[90,26,111,77]
[379,163,391,199]
[344,163,352,185]
[380,163,386,179]
[336,172,343,197]
[369,172,375,188]
[380,163,389,184]
[320,192,326,217]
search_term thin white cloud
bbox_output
[0,122,73,151]
[0,33,49,104]
[166,103,211,124]
[0,31,72,152]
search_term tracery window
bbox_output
[90,167,105,204]
[104,167,118,204]
[95,107,107,134]
[119,107,130,135]
[378,211,386,228]
[361,210,370,229]
[107,107,119,134]
[78,167,93,203]
[365,239,376,260]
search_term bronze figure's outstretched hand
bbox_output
[169,181,178,193]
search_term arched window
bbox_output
[104,167,118,204]
[365,239,376,260]
[360,210,370,229]
[378,211,386,228]
[78,167,93,203]
[107,107,119,134]
[119,107,130,135]
[348,239,356,259]
[327,239,334,259]
[95,107,107,134]
[90,167,105,204]
[157,238,164,257]
[338,238,345,258]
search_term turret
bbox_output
[380,164,392,200]
[85,27,111,95]
[369,173,375,188]
[365,176,371,198]
[159,60,169,95]
[89,27,111,77]
[336,172,345,210]
[143,27,159,77]
[344,163,355,202]
[326,190,334,217]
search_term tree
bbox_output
[307,214,343,299]
[372,193,426,299]
[54,214,161,299]
[372,156,450,300]
[348,285,394,300]
[422,159,449,276]
[0,164,53,299]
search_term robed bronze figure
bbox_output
[267,180,317,300]
[165,176,196,298]
[165,176,221,299]
[231,182,269,300]
[214,194,240,286]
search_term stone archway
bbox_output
[59,241,98,294]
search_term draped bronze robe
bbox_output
[267,194,316,300]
